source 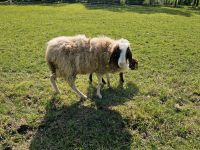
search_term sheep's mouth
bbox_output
[114,60,128,69]
[118,63,129,69]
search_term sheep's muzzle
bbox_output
[129,58,138,70]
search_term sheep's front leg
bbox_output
[50,73,60,94]
[119,72,124,84]
[66,76,87,100]
[96,73,103,99]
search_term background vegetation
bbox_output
[0,0,199,8]
[0,4,200,150]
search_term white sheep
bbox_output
[45,35,137,99]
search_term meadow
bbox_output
[0,4,200,150]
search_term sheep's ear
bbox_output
[109,45,121,66]
[126,47,132,60]
[126,47,137,70]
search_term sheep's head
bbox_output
[109,39,138,70]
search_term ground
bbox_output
[0,4,200,150]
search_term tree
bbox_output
[174,0,179,7]
[192,0,199,7]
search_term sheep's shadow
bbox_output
[30,82,138,150]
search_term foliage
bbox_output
[1,0,199,7]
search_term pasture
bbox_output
[0,4,200,149]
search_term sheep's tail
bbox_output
[47,61,56,75]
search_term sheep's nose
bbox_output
[119,62,126,67]
[119,62,124,67]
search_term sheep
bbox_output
[45,35,138,99]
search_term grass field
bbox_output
[0,4,200,150]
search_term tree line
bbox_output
[2,0,199,7]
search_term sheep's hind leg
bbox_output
[66,76,87,100]
[89,73,93,83]
[106,73,111,88]
[50,73,60,94]
[96,73,103,99]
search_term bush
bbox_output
[87,0,121,4]
[126,0,145,5]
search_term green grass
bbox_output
[0,4,200,150]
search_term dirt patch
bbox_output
[17,125,33,135]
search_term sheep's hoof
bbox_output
[108,86,113,90]
[97,94,102,99]
[118,81,124,88]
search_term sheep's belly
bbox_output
[74,53,97,74]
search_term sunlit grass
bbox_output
[0,4,200,149]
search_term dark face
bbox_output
[109,45,138,70]
[126,47,138,70]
